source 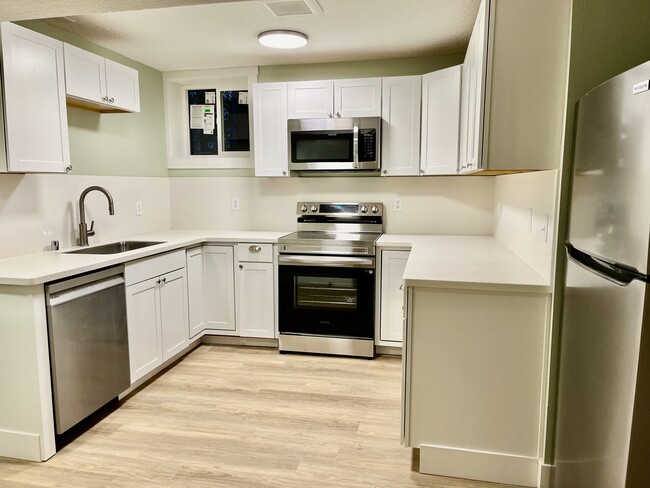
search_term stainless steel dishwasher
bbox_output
[46,265,130,434]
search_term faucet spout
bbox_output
[78,186,115,246]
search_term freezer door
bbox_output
[554,256,648,487]
[568,60,650,275]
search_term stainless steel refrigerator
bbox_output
[553,60,650,487]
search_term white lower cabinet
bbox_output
[186,247,206,338]
[125,251,188,383]
[236,243,275,339]
[402,285,549,486]
[203,245,237,333]
[379,250,410,344]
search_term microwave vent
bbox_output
[263,0,322,17]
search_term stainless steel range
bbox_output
[278,202,383,358]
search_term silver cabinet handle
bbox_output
[249,245,262,253]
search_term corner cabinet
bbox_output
[287,78,381,119]
[252,82,289,177]
[0,22,70,173]
[125,251,189,383]
[460,0,570,173]
[64,43,140,113]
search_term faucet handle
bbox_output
[87,221,95,237]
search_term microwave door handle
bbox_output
[353,121,359,169]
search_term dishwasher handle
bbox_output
[48,275,125,307]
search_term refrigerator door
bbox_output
[554,59,650,487]
[567,61,650,273]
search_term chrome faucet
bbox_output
[78,186,115,246]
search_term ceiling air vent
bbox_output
[263,0,322,17]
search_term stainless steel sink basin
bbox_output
[65,241,166,255]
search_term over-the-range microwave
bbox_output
[288,117,381,172]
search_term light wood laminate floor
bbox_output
[0,346,524,488]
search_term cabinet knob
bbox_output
[382,169,387,175]
[102,96,109,102]
[239,264,244,269]
[327,112,333,118]
[109,97,115,104]
[65,165,73,174]
[161,277,167,283]
[419,169,425,175]
[335,112,341,118]
[156,278,161,285]
[399,284,404,290]
[282,171,287,176]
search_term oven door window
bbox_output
[291,131,353,163]
[279,265,374,339]
[295,276,358,310]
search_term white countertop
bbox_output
[0,230,290,286]
[378,234,551,293]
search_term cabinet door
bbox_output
[186,247,206,338]
[63,43,107,105]
[380,251,410,343]
[253,83,289,177]
[0,22,70,173]
[420,66,462,175]
[460,0,487,174]
[287,80,333,119]
[203,246,236,332]
[238,262,275,339]
[126,278,163,382]
[381,76,421,176]
[334,78,382,118]
[159,268,189,361]
[105,59,140,112]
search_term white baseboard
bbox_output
[0,429,43,461]
[419,443,538,487]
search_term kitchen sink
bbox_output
[65,241,166,255]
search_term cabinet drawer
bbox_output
[237,243,273,263]
[125,249,185,285]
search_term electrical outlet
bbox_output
[136,200,143,216]
[231,197,240,211]
[393,197,403,212]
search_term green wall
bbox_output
[545,0,650,465]
[17,20,169,177]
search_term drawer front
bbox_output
[237,243,273,263]
[125,249,185,286]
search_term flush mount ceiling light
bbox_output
[258,30,308,49]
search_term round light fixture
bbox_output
[258,30,308,49]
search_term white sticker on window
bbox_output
[190,104,205,129]
[238,92,249,105]
[205,91,216,104]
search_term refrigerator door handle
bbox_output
[566,243,650,286]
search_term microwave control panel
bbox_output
[358,129,377,162]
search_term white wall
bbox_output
[493,170,558,283]
[170,176,496,235]
[0,174,172,258]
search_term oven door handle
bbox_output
[279,255,375,268]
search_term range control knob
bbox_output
[300,204,308,213]
[310,205,318,213]
[360,205,368,213]
[371,205,379,214]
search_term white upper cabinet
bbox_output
[460,0,570,172]
[380,76,421,176]
[0,22,70,173]
[288,78,381,119]
[253,82,289,177]
[64,43,140,113]
[333,78,382,118]
[420,65,462,176]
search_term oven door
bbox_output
[278,255,375,339]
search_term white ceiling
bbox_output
[25,0,479,72]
